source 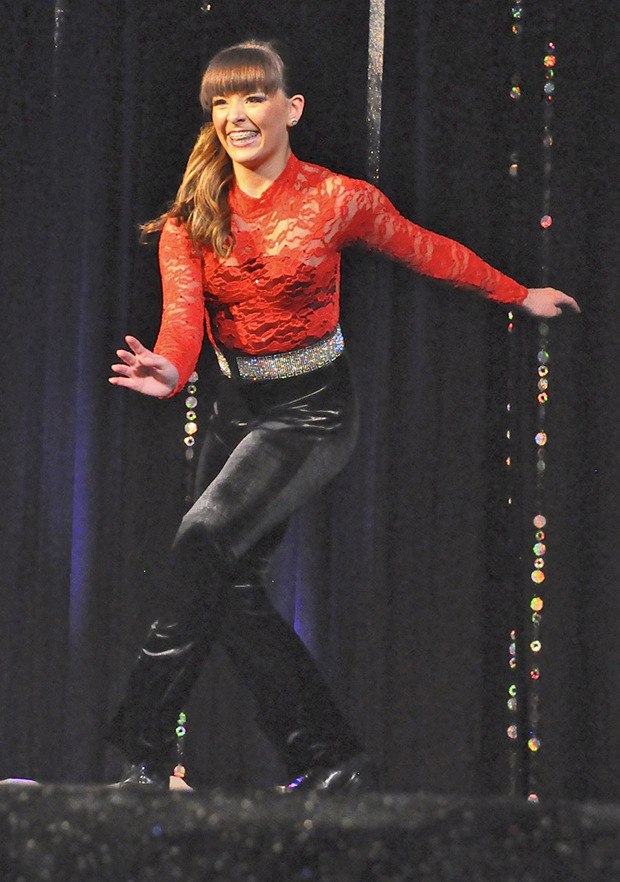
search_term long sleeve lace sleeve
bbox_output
[153,218,206,396]
[338,179,527,304]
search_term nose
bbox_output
[226,96,248,123]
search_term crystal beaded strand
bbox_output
[184,371,199,505]
[505,0,526,796]
[525,34,558,806]
[173,711,188,782]
[173,369,200,766]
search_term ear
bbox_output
[288,93,305,125]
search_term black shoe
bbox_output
[275,752,378,795]
[114,761,170,791]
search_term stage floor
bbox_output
[0,784,618,881]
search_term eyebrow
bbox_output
[211,90,268,100]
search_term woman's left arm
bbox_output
[338,179,581,315]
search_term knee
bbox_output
[174,515,214,548]
[172,516,235,573]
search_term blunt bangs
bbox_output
[200,46,286,114]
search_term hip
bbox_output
[208,351,359,441]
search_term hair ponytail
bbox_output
[140,123,234,257]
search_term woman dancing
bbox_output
[107,40,580,792]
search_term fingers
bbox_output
[125,335,157,364]
[110,336,175,396]
[560,294,581,314]
[123,336,162,368]
[116,336,144,366]
[116,348,136,367]
[114,337,141,366]
[535,288,581,318]
[111,337,145,381]
[550,289,581,314]
[523,287,582,320]
[125,335,149,354]
[110,363,133,378]
[108,375,136,389]
[115,339,159,373]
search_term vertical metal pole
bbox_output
[367,0,386,183]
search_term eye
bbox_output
[246,94,266,103]
[211,97,227,107]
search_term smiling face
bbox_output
[211,89,301,173]
[200,42,304,180]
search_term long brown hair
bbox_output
[141,41,290,258]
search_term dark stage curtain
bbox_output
[1,0,617,801]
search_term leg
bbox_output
[107,418,241,770]
[220,528,361,779]
[176,386,361,775]
[106,528,232,769]
[108,357,362,780]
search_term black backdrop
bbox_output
[1,0,618,802]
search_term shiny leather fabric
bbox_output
[186,352,359,560]
[275,752,379,795]
[115,761,170,791]
[108,354,363,778]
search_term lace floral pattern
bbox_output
[154,154,526,393]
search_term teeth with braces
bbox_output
[229,131,258,143]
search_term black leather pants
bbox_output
[107,353,361,776]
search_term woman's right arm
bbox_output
[109,219,206,398]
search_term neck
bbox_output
[232,145,292,198]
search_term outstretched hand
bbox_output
[109,336,179,398]
[520,287,581,319]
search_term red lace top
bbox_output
[154,153,527,394]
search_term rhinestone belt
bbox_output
[215,325,345,382]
